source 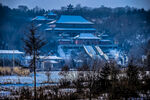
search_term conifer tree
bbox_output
[23,25,46,100]
[100,63,111,93]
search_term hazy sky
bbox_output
[0,0,150,10]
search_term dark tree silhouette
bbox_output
[147,51,150,71]
[100,63,111,93]
[23,24,46,100]
[109,62,120,99]
[126,61,140,98]
[59,65,71,88]
[67,4,74,12]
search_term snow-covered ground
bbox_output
[0,71,62,84]
[0,71,79,88]
[1,71,149,85]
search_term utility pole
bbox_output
[3,55,4,67]
[13,49,15,67]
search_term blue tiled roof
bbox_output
[45,28,96,31]
[75,33,100,39]
[56,15,93,24]
[100,40,111,42]
[55,28,95,31]
[47,12,56,16]
[35,16,47,20]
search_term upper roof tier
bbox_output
[56,15,93,24]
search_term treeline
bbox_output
[0,4,48,50]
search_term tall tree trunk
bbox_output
[89,88,91,100]
[23,25,46,100]
[34,65,36,100]
[34,51,36,100]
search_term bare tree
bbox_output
[23,24,46,100]
[59,65,71,88]
[46,69,51,83]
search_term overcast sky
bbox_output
[0,0,150,10]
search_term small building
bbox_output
[32,12,57,29]
[46,12,57,20]
[32,16,52,24]
[58,39,72,45]
[39,56,64,70]
[0,50,24,67]
[25,55,64,70]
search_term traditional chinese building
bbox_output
[32,12,57,29]
[45,15,96,37]
[32,14,127,66]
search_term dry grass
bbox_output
[0,67,12,75]
[13,67,30,76]
[0,67,30,76]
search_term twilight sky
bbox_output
[0,0,150,10]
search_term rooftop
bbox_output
[32,16,53,21]
[0,50,24,54]
[56,15,93,24]
[101,34,109,37]
[58,39,71,41]
[74,33,100,39]
[47,20,57,24]
[100,40,111,42]
[47,12,57,16]
[25,56,63,60]
[39,56,63,60]
[45,28,96,31]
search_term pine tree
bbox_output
[100,63,111,93]
[23,25,46,100]
[126,61,140,98]
[109,62,120,99]
[147,51,150,71]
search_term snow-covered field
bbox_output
[0,71,79,88]
[1,71,149,85]
[0,71,62,84]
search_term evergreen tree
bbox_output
[100,63,111,93]
[23,24,46,100]
[109,61,120,99]
[147,51,150,71]
[126,61,140,98]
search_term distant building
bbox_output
[45,15,96,36]
[25,56,64,70]
[99,34,117,53]
[32,16,52,24]
[32,12,57,29]
[74,33,100,45]
[0,50,24,67]
[32,14,127,66]
[46,12,57,20]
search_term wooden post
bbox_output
[13,50,15,67]
[2,55,4,67]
